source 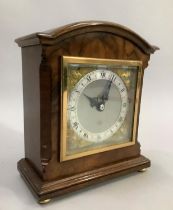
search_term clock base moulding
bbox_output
[18,155,150,202]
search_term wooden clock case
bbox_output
[15,21,158,202]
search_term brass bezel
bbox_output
[60,56,143,161]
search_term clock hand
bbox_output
[83,93,98,108]
[98,80,112,103]
[83,93,105,111]
[84,80,113,112]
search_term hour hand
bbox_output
[84,93,105,111]
[83,93,98,108]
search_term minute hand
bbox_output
[98,80,112,102]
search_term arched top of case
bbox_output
[15,21,159,54]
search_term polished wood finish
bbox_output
[15,21,158,54]
[18,155,150,202]
[15,21,158,202]
[21,46,42,174]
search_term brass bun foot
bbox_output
[138,168,147,172]
[39,198,51,204]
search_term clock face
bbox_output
[61,56,143,161]
[68,70,128,142]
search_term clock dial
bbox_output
[61,56,141,161]
[68,70,128,142]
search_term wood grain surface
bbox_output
[15,21,158,202]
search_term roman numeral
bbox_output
[118,117,123,122]
[123,103,127,107]
[83,133,88,138]
[86,75,91,82]
[74,89,80,94]
[73,122,78,129]
[101,72,106,78]
[68,106,76,111]
[110,74,116,81]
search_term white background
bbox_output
[0,0,173,209]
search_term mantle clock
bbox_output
[15,21,158,203]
